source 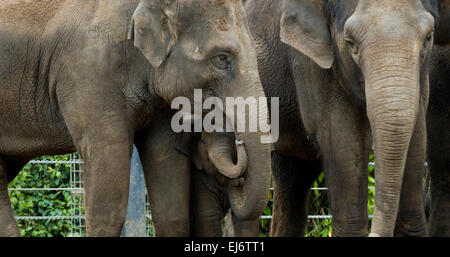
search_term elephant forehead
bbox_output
[349,0,435,38]
[175,1,247,60]
[174,0,244,31]
[356,0,427,14]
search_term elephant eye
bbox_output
[423,32,433,48]
[211,52,232,70]
[344,36,359,55]
[201,139,206,145]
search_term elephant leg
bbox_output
[394,107,428,237]
[319,102,371,237]
[323,153,370,236]
[270,153,321,237]
[0,158,26,237]
[77,129,133,237]
[427,110,450,237]
[190,169,224,237]
[141,149,191,237]
[429,154,450,236]
[136,126,191,237]
[231,212,260,237]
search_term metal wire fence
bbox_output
[8,155,380,236]
[8,154,85,236]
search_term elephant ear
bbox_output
[128,0,176,68]
[435,0,450,45]
[280,0,335,69]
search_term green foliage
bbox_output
[259,189,273,237]
[305,172,332,237]
[368,154,375,216]
[8,155,74,237]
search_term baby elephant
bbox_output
[190,132,260,237]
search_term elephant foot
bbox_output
[394,224,428,237]
[0,224,20,237]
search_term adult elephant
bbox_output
[428,43,450,236]
[0,0,271,237]
[246,0,450,237]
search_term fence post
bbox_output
[122,146,147,237]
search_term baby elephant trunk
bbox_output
[208,137,248,179]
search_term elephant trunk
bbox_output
[229,128,271,220]
[364,44,421,236]
[208,138,248,179]
[218,71,272,221]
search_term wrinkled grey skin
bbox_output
[428,43,450,237]
[0,0,271,237]
[190,132,260,237]
[246,0,450,236]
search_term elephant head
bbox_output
[279,0,450,236]
[128,0,271,221]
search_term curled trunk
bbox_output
[208,138,248,179]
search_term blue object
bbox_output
[122,146,147,237]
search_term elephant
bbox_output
[0,0,271,237]
[428,43,450,236]
[137,109,262,237]
[245,0,450,237]
[190,132,261,237]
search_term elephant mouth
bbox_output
[229,177,245,187]
[215,172,245,187]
